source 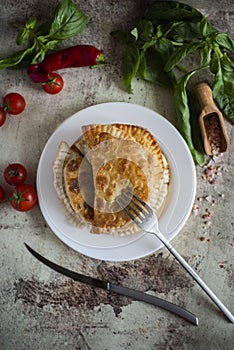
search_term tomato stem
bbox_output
[10,189,28,209]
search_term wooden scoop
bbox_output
[195,82,229,156]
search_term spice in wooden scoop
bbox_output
[195,82,229,156]
[203,113,224,155]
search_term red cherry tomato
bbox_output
[9,184,37,211]
[3,92,26,115]
[42,73,64,94]
[0,107,6,126]
[0,185,5,203]
[4,163,27,185]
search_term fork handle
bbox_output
[169,246,234,323]
[154,232,234,323]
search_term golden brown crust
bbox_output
[81,123,168,234]
[53,140,94,227]
[113,123,164,168]
[63,157,94,223]
[53,123,170,236]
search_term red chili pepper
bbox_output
[27,45,105,83]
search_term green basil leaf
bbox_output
[26,16,38,30]
[169,21,201,43]
[16,17,38,45]
[16,27,30,46]
[138,47,173,87]
[200,43,212,66]
[212,54,234,123]
[158,37,175,61]
[144,1,203,24]
[164,41,203,72]
[188,90,205,156]
[16,16,38,46]
[31,49,46,64]
[135,19,154,41]
[140,23,164,52]
[214,32,234,54]
[173,70,205,165]
[210,55,219,74]
[142,37,158,52]
[44,40,60,51]
[130,27,138,40]
[48,0,88,40]
[121,44,141,93]
[0,45,35,68]
[200,16,210,37]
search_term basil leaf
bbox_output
[16,16,38,45]
[200,16,209,37]
[200,42,212,66]
[135,19,154,41]
[212,54,234,123]
[48,0,88,40]
[16,27,30,46]
[26,16,38,30]
[0,45,35,68]
[174,69,205,165]
[138,47,173,87]
[169,21,201,43]
[121,44,141,93]
[188,89,205,156]
[144,1,203,23]
[165,41,203,72]
[158,37,175,61]
[130,28,138,40]
[31,49,46,64]
[210,55,219,74]
[44,40,60,51]
[142,37,158,52]
[214,32,234,54]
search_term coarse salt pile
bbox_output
[191,153,227,242]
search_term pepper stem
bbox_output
[91,52,105,68]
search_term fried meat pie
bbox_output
[53,124,169,235]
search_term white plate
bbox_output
[37,102,196,261]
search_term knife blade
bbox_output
[24,243,198,326]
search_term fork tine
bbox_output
[127,190,151,213]
[123,206,139,223]
[121,192,146,221]
[116,194,144,225]
[117,197,138,223]
[126,203,145,222]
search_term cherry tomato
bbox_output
[9,184,37,211]
[42,73,64,94]
[0,107,6,126]
[4,163,27,185]
[0,185,5,203]
[3,92,26,115]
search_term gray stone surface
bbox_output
[0,1,234,349]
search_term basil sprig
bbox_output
[111,1,234,166]
[0,0,88,68]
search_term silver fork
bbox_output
[116,191,234,323]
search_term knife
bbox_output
[24,243,198,326]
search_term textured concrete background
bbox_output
[0,1,233,349]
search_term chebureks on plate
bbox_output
[53,123,170,235]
